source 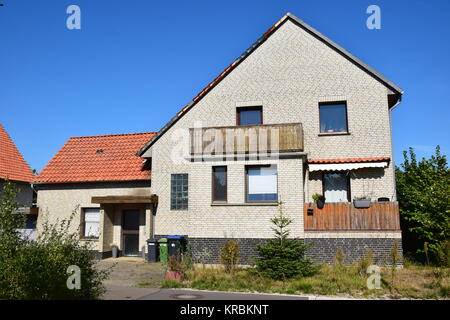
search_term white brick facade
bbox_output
[146,19,399,239]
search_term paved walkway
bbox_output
[98,258,360,300]
[104,286,309,300]
[96,257,166,288]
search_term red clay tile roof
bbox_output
[308,157,390,164]
[36,132,157,184]
[0,124,35,182]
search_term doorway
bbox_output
[122,209,140,256]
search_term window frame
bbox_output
[80,207,101,239]
[318,101,349,134]
[170,173,189,211]
[245,164,278,203]
[321,171,351,202]
[236,106,263,126]
[212,166,228,203]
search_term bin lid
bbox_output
[157,238,168,243]
[167,235,184,239]
[146,238,157,243]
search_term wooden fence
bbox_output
[303,202,401,231]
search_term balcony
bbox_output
[189,123,303,156]
[303,202,401,231]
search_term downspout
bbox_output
[389,95,402,201]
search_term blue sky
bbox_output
[1,0,449,172]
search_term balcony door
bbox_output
[122,209,140,256]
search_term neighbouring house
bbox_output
[0,123,37,239]
[36,13,404,264]
[35,132,156,258]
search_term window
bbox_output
[319,102,348,133]
[212,166,227,202]
[246,165,278,202]
[323,172,350,202]
[171,174,188,210]
[81,208,100,238]
[237,106,262,125]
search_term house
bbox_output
[0,123,37,238]
[34,132,156,257]
[36,13,403,264]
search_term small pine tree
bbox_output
[254,201,318,280]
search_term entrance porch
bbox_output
[92,195,158,259]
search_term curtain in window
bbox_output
[323,173,348,202]
[248,166,277,201]
[84,208,100,237]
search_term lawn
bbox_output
[160,262,450,299]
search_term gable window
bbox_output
[212,166,227,202]
[171,173,188,210]
[81,208,100,238]
[237,106,263,125]
[246,165,278,202]
[319,102,348,133]
[323,172,350,202]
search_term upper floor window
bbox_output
[237,106,262,125]
[246,165,278,202]
[81,208,100,238]
[319,102,348,133]
[212,166,227,202]
[171,173,188,210]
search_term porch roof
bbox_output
[91,195,158,204]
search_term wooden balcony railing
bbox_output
[303,202,401,231]
[189,123,303,155]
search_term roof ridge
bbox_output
[70,131,157,139]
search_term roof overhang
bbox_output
[91,195,158,204]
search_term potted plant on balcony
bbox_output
[166,256,183,281]
[111,243,119,258]
[353,196,371,209]
[312,193,326,209]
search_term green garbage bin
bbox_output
[157,238,168,263]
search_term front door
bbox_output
[122,209,140,256]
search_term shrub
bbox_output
[254,201,318,280]
[220,240,240,273]
[167,256,183,272]
[357,249,373,276]
[0,181,110,299]
[334,247,345,267]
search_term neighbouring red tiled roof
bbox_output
[36,132,157,184]
[0,124,35,182]
[308,157,390,164]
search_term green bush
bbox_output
[0,181,110,299]
[396,146,449,260]
[254,201,318,280]
[220,240,240,273]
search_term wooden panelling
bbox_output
[189,123,303,155]
[303,202,401,231]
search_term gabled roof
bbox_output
[137,12,403,157]
[35,132,156,184]
[0,124,35,183]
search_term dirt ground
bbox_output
[96,258,166,287]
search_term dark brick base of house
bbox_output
[303,237,403,266]
[154,235,403,266]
